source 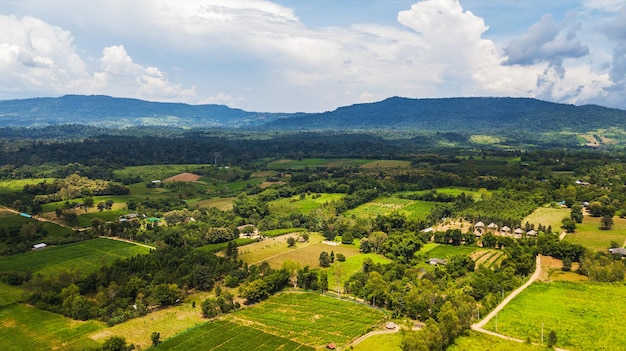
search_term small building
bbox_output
[386,322,398,330]
[475,221,485,229]
[33,243,47,250]
[609,247,626,257]
[429,258,446,266]
[326,342,336,350]
[526,230,538,237]
[487,222,498,232]
[500,226,511,235]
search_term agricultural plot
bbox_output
[360,160,411,169]
[421,244,484,259]
[0,178,55,194]
[398,187,485,201]
[523,207,569,230]
[190,197,236,210]
[483,281,626,350]
[327,253,391,292]
[0,282,25,306]
[112,164,214,182]
[351,332,402,351]
[267,158,371,170]
[472,250,505,269]
[0,211,73,241]
[0,238,150,277]
[269,193,344,215]
[563,216,626,251]
[0,304,103,351]
[262,241,362,269]
[345,197,435,221]
[448,331,546,351]
[155,319,313,351]
[232,292,387,347]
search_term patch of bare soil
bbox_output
[164,173,202,182]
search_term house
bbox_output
[500,226,511,235]
[514,228,525,238]
[526,230,538,237]
[609,247,626,257]
[326,342,336,350]
[386,322,398,330]
[487,223,498,232]
[474,221,485,229]
[429,258,446,266]
[33,243,47,250]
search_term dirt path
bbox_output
[471,255,570,351]
[98,235,156,249]
[559,230,567,240]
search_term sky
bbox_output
[0,0,625,112]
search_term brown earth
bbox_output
[164,173,202,182]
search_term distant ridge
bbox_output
[1,95,625,134]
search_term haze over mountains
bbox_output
[1,95,626,134]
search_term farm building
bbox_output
[32,243,47,250]
[386,322,398,330]
[609,247,626,257]
[526,230,538,237]
[429,258,446,266]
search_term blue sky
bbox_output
[0,0,625,112]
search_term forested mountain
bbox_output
[0,95,294,128]
[263,97,626,133]
[1,95,626,136]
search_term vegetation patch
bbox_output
[0,238,150,277]
[563,216,626,251]
[0,282,25,306]
[269,193,344,215]
[448,331,546,351]
[523,207,569,231]
[360,160,411,169]
[484,281,626,350]
[155,319,313,351]
[327,253,392,291]
[231,292,386,347]
[351,332,403,351]
[0,304,103,351]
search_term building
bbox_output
[33,243,47,250]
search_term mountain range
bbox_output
[1,95,626,135]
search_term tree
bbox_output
[547,330,558,348]
[101,336,134,351]
[225,240,238,260]
[561,218,576,233]
[287,237,296,247]
[336,253,346,262]
[150,332,160,347]
[319,251,332,267]
[587,201,603,217]
[341,231,354,244]
[570,204,583,223]
[600,215,614,230]
[562,257,572,271]
[282,260,301,289]
[201,298,219,318]
[319,270,329,291]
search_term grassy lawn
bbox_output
[0,304,104,351]
[563,216,626,251]
[238,233,323,265]
[262,227,307,237]
[523,207,569,230]
[327,253,391,293]
[448,331,548,350]
[0,282,26,306]
[154,319,313,351]
[352,332,403,351]
[269,193,344,215]
[0,238,150,277]
[264,242,362,269]
[231,292,387,348]
[483,281,626,350]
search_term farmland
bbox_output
[563,216,626,250]
[0,238,150,277]
[523,206,569,230]
[0,304,103,351]
[230,292,387,347]
[483,281,626,350]
[155,320,313,351]
[0,282,25,306]
[269,193,344,215]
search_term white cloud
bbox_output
[582,0,625,12]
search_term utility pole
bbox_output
[495,313,498,332]
[541,322,544,344]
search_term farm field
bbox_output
[0,238,150,277]
[112,164,215,182]
[0,282,25,306]
[191,197,236,210]
[483,281,626,350]
[0,178,55,194]
[263,241,362,269]
[155,319,314,351]
[563,216,626,251]
[230,292,387,348]
[269,193,344,215]
[351,332,402,351]
[327,253,392,291]
[360,160,411,169]
[523,207,569,230]
[419,243,485,259]
[448,331,547,351]
[238,233,323,266]
[267,158,372,170]
[397,187,486,201]
[0,303,103,351]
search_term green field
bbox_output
[262,227,307,237]
[484,281,626,350]
[420,243,483,259]
[523,207,569,230]
[269,193,344,215]
[0,282,25,306]
[448,331,547,350]
[352,332,402,351]
[328,253,392,292]
[0,178,55,194]
[155,319,313,351]
[398,187,486,201]
[0,238,150,277]
[0,304,103,351]
[231,292,387,347]
[267,158,372,170]
[112,164,214,182]
[563,216,626,250]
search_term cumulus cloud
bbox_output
[504,14,589,66]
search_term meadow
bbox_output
[231,292,387,347]
[267,158,372,170]
[327,253,391,292]
[345,196,435,221]
[0,178,55,194]
[112,164,215,182]
[0,282,25,306]
[154,320,313,351]
[483,281,626,350]
[269,193,344,215]
[523,207,569,230]
[352,332,403,351]
[563,216,626,250]
[0,238,150,277]
[448,331,548,351]
[0,304,103,351]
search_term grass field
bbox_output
[263,241,362,269]
[112,164,215,182]
[262,227,307,238]
[523,207,569,230]
[191,197,236,210]
[0,178,55,194]
[563,216,626,250]
[154,319,314,351]
[352,332,403,351]
[269,193,344,215]
[419,243,484,259]
[238,233,324,266]
[360,160,411,169]
[448,331,547,350]
[0,238,150,277]
[0,282,26,306]
[231,292,387,347]
[328,253,391,293]
[483,281,626,350]
[0,304,103,351]
[267,158,372,170]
